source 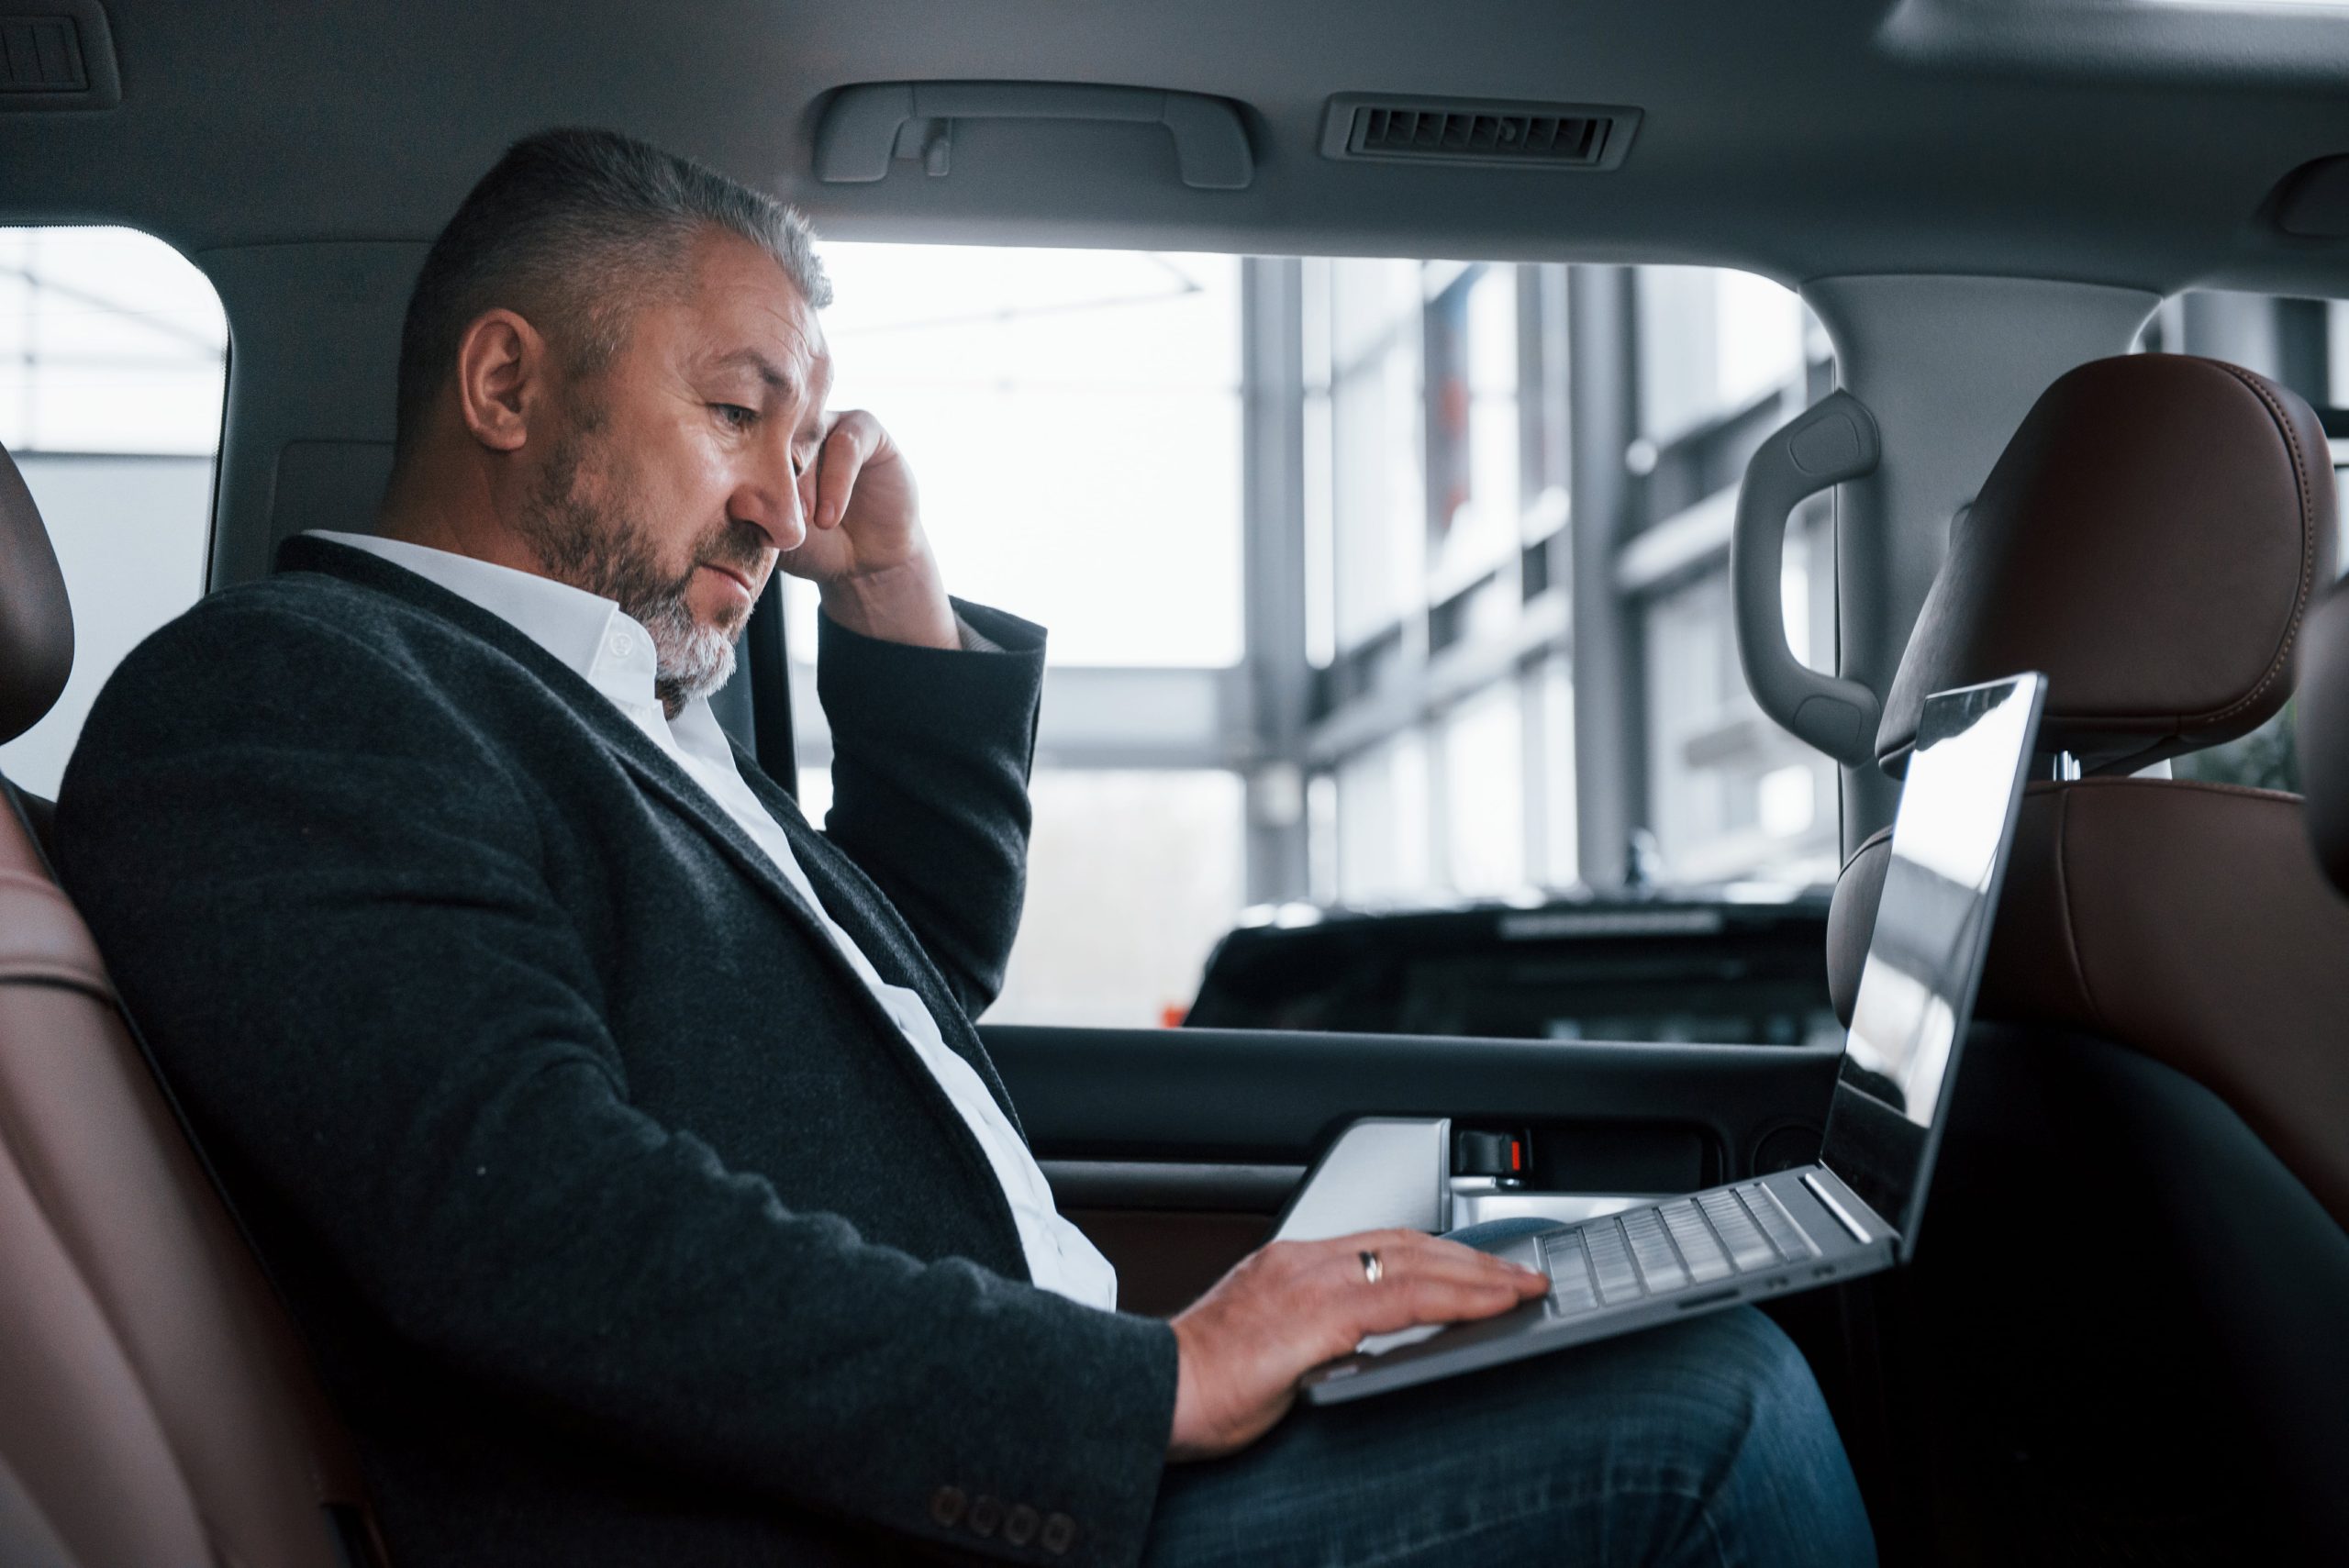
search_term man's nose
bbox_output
[735,448,807,552]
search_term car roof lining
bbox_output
[9,0,2349,297]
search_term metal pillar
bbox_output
[1566,264,1644,889]
[1240,257,1313,904]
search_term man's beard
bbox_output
[515,414,764,716]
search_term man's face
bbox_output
[515,230,832,711]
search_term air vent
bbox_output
[0,5,119,109]
[1,17,84,92]
[1321,95,1640,172]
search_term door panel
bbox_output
[1056,1211,1273,1318]
[995,1025,1843,1315]
[991,1025,1840,1168]
[1039,1156,1300,1314]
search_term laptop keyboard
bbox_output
[1542,1184,1818,1316]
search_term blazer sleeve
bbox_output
[813,597,1045,1018]
[53,597,1177,1568]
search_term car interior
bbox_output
[5,1,2349,1563]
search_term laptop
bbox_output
[1302,673,2047,1404]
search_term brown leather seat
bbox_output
[0,442,386,1567]
[1825,353,2349,1559]
[2299,578,2349,894]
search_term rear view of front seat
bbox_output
[1824,354,2349,1561]
[0,444,386,1566]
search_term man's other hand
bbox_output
[790,409,960,651]
[1165,1230,1550,1460]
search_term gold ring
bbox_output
[1359,1249,1383,1284]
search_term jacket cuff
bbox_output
[817,598,1047,753]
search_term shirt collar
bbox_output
[306,530,663,717]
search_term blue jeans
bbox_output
[1142,1219,1876,1567]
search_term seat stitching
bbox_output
[2199,361,2320,728]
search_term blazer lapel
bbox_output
[579,712,981,1080]
[732,755,1028,1140]
[275,535,1039,1274]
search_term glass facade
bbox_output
[1303,256,1835,907]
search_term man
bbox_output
[56,129,1873,1566]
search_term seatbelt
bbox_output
[744,569,798,796]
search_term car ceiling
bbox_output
[13,0,2349,295]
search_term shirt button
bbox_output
[1041,1512,1077,1556]
[609,632,635,658]
[928,1485,966,1528]
[1003,1504,1040,1546]
[966,1494,1004,1538]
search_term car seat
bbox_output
[0,442,387,1566]
[1824,354,2349,1562]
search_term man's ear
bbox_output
[453,308,544,454]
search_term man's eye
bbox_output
[713,403,758,430]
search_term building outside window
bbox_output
[1302,255,1836,911]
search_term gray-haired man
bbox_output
[57,128,1874,1566]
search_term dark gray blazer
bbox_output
[53,536,1178,1568]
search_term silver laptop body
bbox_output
[1303,673,2047,1405]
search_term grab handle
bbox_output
[815,81,1254,191]
[1731,392,1884,767]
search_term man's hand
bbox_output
[786,409,960,651]
[1166,1230,1549,1461]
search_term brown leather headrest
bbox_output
[1878,355,2336,776]
[0,446,72,745]
[2299,583,2349,896]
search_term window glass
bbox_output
[1426,263,1522,593]
[1635,266,1806,441]
[1642,566,1837,886]
[1535,653,1579,888]
[797,762,1243,1028]
[1335,729,1431,903]
[815,244,1241,667]
[1307,257,1832,906]
[1441,681,1524,897]
[788,243,1248,1028]
[0,228,224,795]
[991,770,1244,1027]
[792,247,1845,1028]
[1317,259,1427,651]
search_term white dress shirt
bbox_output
[309,531,1119,1310]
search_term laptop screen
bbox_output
[1819,673,2044,1253]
